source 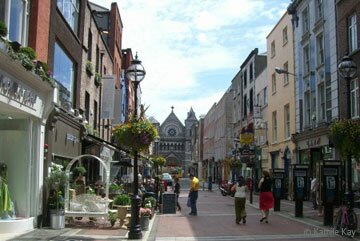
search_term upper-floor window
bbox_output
[318,82,325,121]
[57,0,79,33]
[249,88,254,113]
[283,62,289,85]
[303,45,310,75]
[304,91,311,126]
[243,94,247,117]
[348,14,358,53]
[282,26,288,45]
[53,42,75,105]
[302,7,309,34]
[315,0,323,21]
[272,111,277,143]
[350,79,359,118]
[243,70,247,89]
[0,0,29,45]
[284,104,290,139]
[272,73,276,94]
[263,87,268,105]
[271,41,276,57]
[316,33,324,66]
[249,63,253,82]
[87,30,92,61]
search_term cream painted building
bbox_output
[266,12,295,197]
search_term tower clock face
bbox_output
[168,128,176,136]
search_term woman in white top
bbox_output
[231,176,248,224]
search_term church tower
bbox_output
[184,107,198,171]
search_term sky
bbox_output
[90,0,289,124]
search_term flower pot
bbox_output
[117,205,130,221]
[50,210,65,229]
[140,215,150,231]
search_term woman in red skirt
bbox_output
[258,170,274,223]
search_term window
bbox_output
[315,0,323,21]
[249,63,253,82]
[87,30,92,61]
[263,87,268,105]
[318,83,325,121]
[283,62,289,85]
[303,45,310,75]
[257,93,260,106]
[350,79,359,118]
[302,7,309,34]
[243,94,247,117]
[57,0,80,33]
[53,42,75,104]
[305,91,311,126]
[348,14,358,53]
[326,78,332,121]
[85,91,90,121]
[316,33,324,66]
[271,41,276,57]
[243,70,247,89]
[249,88,253,113]
[284,104,290,139]
[272,111,277,142]
[2,0,29,45]
[94,100,98,130]
[282,26,288,45]
[96,45,100,73]
[272,73,276,94]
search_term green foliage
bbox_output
[73,166,86,177]
[0,21,7,37]
[95,72,102,86]
[109,183,123,193]
[114,193,131,206]
[108,211,117,227]
[113,116,158,151]
[151,156,166,167]
[86,61,94,76]
[46,163,69,210]
[328,119,360,160]
[144,196,156,208]
[19,46,36,60]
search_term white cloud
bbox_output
[90,0,289,123]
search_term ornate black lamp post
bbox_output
[154,136,160,206]
[338,55,357,209]
[126,53,146,240]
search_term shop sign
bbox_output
[0,73,37,108]
[306,137,320,147]
[66,133,79,143]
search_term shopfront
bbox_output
[0,51,54,233]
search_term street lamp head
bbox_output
[154,136,160,143]
[338,55,357,79]
[275,67,287,75]
[126,52,146,83]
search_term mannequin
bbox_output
[0,162,15,219]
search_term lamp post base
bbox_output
[128,194,142,239]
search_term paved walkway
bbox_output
[2,180,359,241]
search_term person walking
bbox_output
[310,177,318,210]
[174,177,181,211]
[188,173,199,216]
[231,176,248,224]
[258,170,274,223]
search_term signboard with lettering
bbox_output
[162,193,176,214]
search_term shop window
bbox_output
[57,0,79,34]
[53,42,75,105]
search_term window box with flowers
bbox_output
[86,61,94,76]
[94,72,102,86]
[113,114,158,152]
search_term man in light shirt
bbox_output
[188,173,199,215]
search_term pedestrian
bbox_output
[174,177,181,211]
[208,175,212,191]
[258,170,274,223]
[231,176,248,224]
[310,177,318,210]
[188,173,199,216]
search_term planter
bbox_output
[50,210,65,229]
[116,205,130,221]
[140,215,150,231]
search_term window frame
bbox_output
[348,14,358,53]
[303,45,310,75]
[316,33,324,67]
[350,79,359,118]
[271,40,276,57]
[302,7,310,34]
[315,0,323,21]
[272,73,277,94]
[284,104,290,139]
[272,111,277,143]
[282,26,288,45]
[318,82,326,121]
[283,62,289,86]
[57,0,80,34]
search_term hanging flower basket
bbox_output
[328,119,360,160]
[151,156,166,167]
[113,117,158,151]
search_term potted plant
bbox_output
[108,211,117,227]
[45,162,69,229]
[139,206,152,231]
[113,193,131,222]
[144,196,156,213]
[94,72,102,86]
[113,110,158,151]
[109,183,124,199]
[86,61,94,76]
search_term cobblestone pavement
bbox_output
[2,179,359,241]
